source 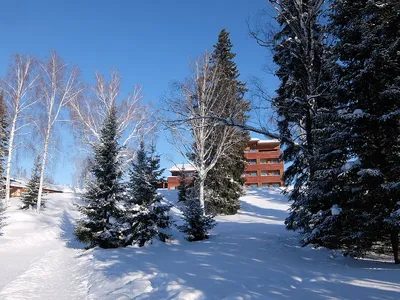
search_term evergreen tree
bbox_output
[75,106,125,249]
[205,29,250,215]
[178,196,216,242]
[329,0,400,263]
[20,155,44,210]
[123,142,172,247]
[262,1,351,250]
[177,166,188,202]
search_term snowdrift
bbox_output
[0,188,399,299]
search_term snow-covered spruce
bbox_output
[122,142,172,247]
[329,0,400,263]
[75,105,125,249]
[21,155,45,210]
[178,196,216,242]
[204,29,249,216]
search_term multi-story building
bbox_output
[243,138,284,188]
[167,164,196,190]
[167,139,284,189]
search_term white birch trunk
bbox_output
[36,121,51,213]
[4,117,17,206]
[35,52,82,213]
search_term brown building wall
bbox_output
[167,139,285,189]
[243,140,284,188]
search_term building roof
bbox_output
[250,138,280,144]
[9,178,63,192]
[168,163,196,172]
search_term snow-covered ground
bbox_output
[0,189,399,299]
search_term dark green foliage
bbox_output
[178,199,216,242]
[328,0,400,263]
[265,1,354,253]
[20,155,44,210]
[75,106,125,249]
[177,169,188,202]
[123,142,172,247]
[205,29,250,215]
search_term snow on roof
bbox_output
[9,177,64,192]
[168,163,196,172]
[249,138,280,144]
[257,139,280,144]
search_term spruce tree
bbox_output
[178,199,216,241]
[329,0,400,263]
[20,155,43,210]
[177,166,188,202]
[75,106,125,249]
[205,29,250,215]
[123,142,171,247]
[260,1,352,250]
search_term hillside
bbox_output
[0,189,399,299]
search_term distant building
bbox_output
[8,178,64,197]
[167,164,196,190]
[243,138,284,188]
[166,139,284,189]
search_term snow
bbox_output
[1,189,399,299]
[331,204,342,216]
[168,163,196,172]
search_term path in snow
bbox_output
[0,194,90,300]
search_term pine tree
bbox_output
[177,166,188,202]
[20,155,43,210]
[329,0,400,263]
[178,197,216,242]
[261,1,352,249]
[75,106,125,249]
[123,142,172,247]
[0,91,8,230]
[205,29,250,215]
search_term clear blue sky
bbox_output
[0,0,279,185]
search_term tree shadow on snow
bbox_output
[60,211,85,249]
[88,217,400,300]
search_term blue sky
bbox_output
[0,0,279,185]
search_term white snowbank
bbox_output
[1,189,399,299]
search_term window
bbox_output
[244,149,257,153]
[260,159,268,164]
[247,159,257,165]
[270,159,280,164]
[248,171,257,177]
[262,183,270,187]
[270,170,280,176]
[272,183,281,187]
[248,184,258,188]
[261,170,268,176]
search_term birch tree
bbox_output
[35,52,82,212]
[0,54,38,207]
[167,55,243,210]
[68,70,155,172]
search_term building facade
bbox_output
[243,139,284,188]
[167,164,196,190]
[167,139,284,189]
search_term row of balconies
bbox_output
[244,151,282,160]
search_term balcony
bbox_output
[244,175,282,184]
[244,151,281,160]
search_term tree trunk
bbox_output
[199,178,205,214]
[391,230,399,264]
[36,127,50,213]
[4,116,17,207]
